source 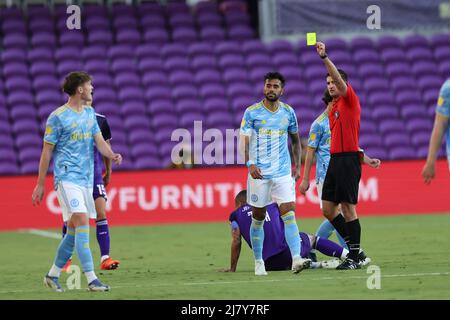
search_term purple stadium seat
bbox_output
[417,76,443,91]
[169,14,194,28]
[200,84,226,100]
[353,49,380,65]
[138,57,164,73]
[116,29,141,45]
[148,99,175,115]
[377,36,403,50]
[7,91,34,105]
[358,63,384,78]
[273,52,298,68]
[227,82,254,98]
[179,112,204,129]
[85,17,110,32]
[384,133,410,148]
[55,46,81,62]
[200,26,226,42]
[5,76,31,92]
[31,32,56,48]
[385,62,411,78]
[430,33,450,48]
[223,68,249,83]
[350,37,375,51]
[140,14,166,31]
[242,40,267,55]
[118,87,145,103]
[359,134,382,149]
[124,115,151,130]
[111,59,137,74]
[191,55,217,70]
[15,133,42,149]
[227,25,254,41]
[411,132,431,147]
[29,18,54,33]
[206,111,234,127]
[88,30,113,47]
[59,31,84,47]
[142,71,169,87]
[197,12,222,27]
[245,53,272,68]
[81,46,107,61]
[172,84,198,100]
[36,89,63,106]
[390,76,415,92]
[108,45,135,61]
[121,101,146,116]
[188,42,214,57]
[1,48,26,64]
[12,119,39,135]
[93,88,117,104]
[57,61,83,76]
[114,72,141,88]
[169,70,194,85]
[113,16,139,30]
[172,27,198,43]
[151,114,178,129]
[175,98,202,113]
[28,47,53,62]
[3,33,28,49]
[3,62,28,78]
[399,104,428,119]
[203,97,229,112]
[194,69,222,84]
[161,43,186,59]
[411,61,438,78]
[363,77,389,93]
[389,147,416,160]
[136,44,160,60]
[131,142,158,159]
[1,19,26,35]
[381,48,404,63]
[406,47,433,61]
[406,119,432,134]
[164,56,191,71]
[434,46,450,60]
[379,119,405,134]
[371,106,398,121]
[403,34,429,49]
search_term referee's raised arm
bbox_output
[316,42,348,97]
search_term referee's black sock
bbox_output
[330,214,350,248]
[346,219,361,261]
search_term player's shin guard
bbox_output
[96,219,110,261]
[250,218,265,260]
[75,226,94,273]
[281,211,301,258]
[53,227,75,270]
[346,219,361,261]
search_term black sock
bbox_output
[346,219,361,261]
[330,214,350,248]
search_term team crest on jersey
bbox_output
[71,122,77,128]
[261,119,267,124]
[281,117,289,125]
[70,199,79,208]
[334,111,340,119]
[251,194,258,202]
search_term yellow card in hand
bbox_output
[306,32,317,46]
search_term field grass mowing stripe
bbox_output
[18,228,61,239]
[1,272,449,294]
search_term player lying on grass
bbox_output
[220,190,368,273]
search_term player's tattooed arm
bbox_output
[316,41,348,97]
[290,132,302,181]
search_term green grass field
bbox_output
[1,213,450,300]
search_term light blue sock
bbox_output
[281,211,301,258]
[316,219,348,250]
[250,218,265,260]
[75,225,94,272]
[54,227,75,268]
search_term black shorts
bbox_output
[321,152,361,204]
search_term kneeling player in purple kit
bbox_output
[62,98,120,271]
[220,190,348,272]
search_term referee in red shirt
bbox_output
[316,41,364,270]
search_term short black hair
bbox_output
[326,69,348,83]
[234,190,247,206]
[322,88,333,105]
[62,71,92,96]
[264,72,285,87]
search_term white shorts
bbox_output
[56,181,96,222]
[316,181,324,209]
[247,174,296,207]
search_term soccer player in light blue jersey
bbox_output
[422,77,450,183]
[32,72,122,292]
[240,72,310,275]
[299,89,380,265]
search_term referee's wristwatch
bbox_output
[246,160,255,168]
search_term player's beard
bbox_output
[265,92,280,102]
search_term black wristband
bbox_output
[320,54,328,59]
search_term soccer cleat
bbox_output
[43,275,64,292]
[88,279,110,292]
[357,250,371,267]
[254,259,268,276]
[320,259,341,269]
[292,256,311,274]
[308,251,318,262]
[100,257,120,270]
[62,258,72,272]
[336,258,360,270]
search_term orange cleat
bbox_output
[62,258,72,272]
[100,257,120,270]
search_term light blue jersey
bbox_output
[436,78,450,165]
[308,111,331,183]
[44,105,101,190]
[240,101,298,179]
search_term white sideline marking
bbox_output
[18,228,61,240]
[1,272,449,295]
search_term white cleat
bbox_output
[254,259,268,276]
[320,259,341,269]
[292,256,311,274]
[359,256,372,267]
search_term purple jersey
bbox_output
[93,113,111,186]
[229,203,288,260]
